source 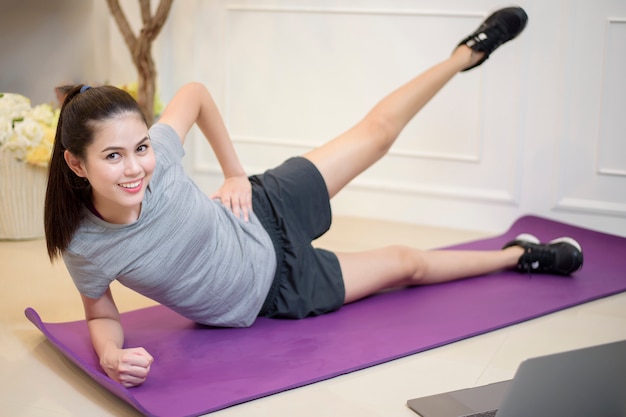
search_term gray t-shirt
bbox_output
[63,123,276,327]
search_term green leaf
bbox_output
[12,117,24,129]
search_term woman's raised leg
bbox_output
[304,6,529,199]
[303,46,477,198]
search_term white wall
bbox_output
[4,0,624,237]
[0,0,109,104]
[155,0,626,237]
[0,0,162,102]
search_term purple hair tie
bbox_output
[80,85,91,93]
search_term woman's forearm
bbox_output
[87,317,124,364]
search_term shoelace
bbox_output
[519,246,555,278]
[474,23,508,53]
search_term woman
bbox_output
[44,7,582,388]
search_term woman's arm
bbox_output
[158,82,252,221]
[81,288,153,387]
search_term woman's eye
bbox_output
[106,152,121,160]
[137,144,149,152]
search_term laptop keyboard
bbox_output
[463,410,498,417]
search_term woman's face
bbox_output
[65,112,156,224]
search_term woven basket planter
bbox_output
[0,149,48,240]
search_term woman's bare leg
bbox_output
[303,47,503,304]
[302,7,535,303]
[340,245,524,304]
[304,46,482,198]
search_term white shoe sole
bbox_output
[549,237,582,252]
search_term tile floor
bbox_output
[1,216,625,417]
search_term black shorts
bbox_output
[250,157,344,319]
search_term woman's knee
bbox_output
[360,114,398,156]
[386,245,428,285]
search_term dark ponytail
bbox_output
[44,85,146,261]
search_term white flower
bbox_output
[4,117,44,158]
[0,116,12,144]
[29,103,56,126]
[0,93,31,120]
[0,93,59,167]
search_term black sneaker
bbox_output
[458,6,528,72]
[503,233,584,276]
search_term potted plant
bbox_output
[0,93,58,239]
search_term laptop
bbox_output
[407,339,626,417]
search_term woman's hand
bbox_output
[81,290,152,388]
[211,175,253,222]
[100,346,154,388]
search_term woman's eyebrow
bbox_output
[100,136,150,153]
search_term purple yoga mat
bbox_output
[25,215,626,417]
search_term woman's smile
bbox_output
[119,179,143,192]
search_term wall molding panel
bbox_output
[597,18,626,178]
[549,3,626,234]
[555,198,626,218]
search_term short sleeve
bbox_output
[62,250,115,299]
[149,123,185,166]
